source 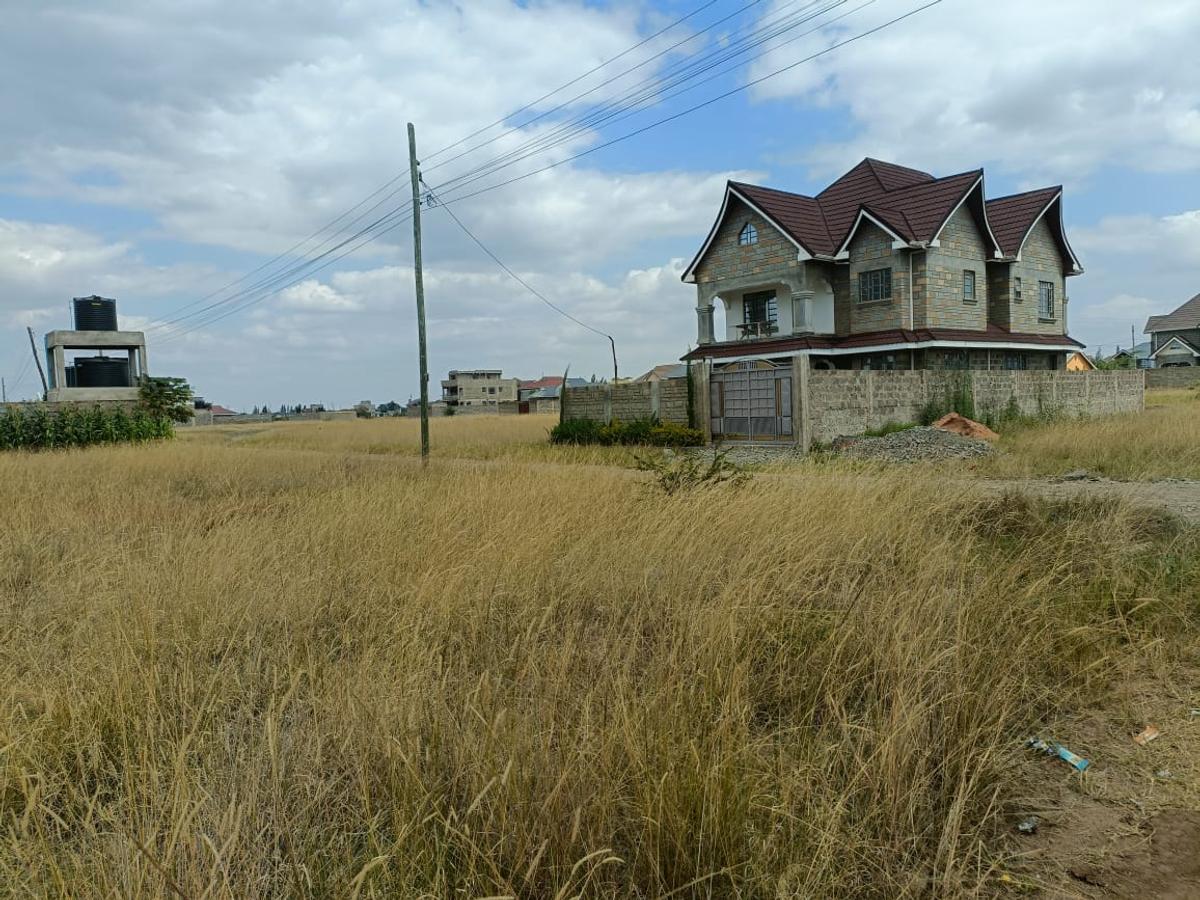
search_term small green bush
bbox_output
[549,417,704,447]
[634,447,749,495]
[861,421,917,438]
[0,405,173,451]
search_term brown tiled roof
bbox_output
[1145,292,1200,333]
[985,187,1061,256]
[721,159,987,261]
[866,169,983,245]
[681,326,1084,361]
[731,182,835,255]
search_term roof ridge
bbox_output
[881,167,982,196]
[987,185,1062,203]
[730,179,816,201]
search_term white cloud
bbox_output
[277,281,362,312]
[4,0,727,269]
[748,0,1200,183]
[1067,209,1200,350]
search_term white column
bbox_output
[696,304,715,345]
[791,291,815,334]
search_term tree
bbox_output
[138,376,194,423]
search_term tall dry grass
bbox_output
[196,414,636,467]
[0,434,1196,897]
[980,395,1200,480]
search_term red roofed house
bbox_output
[682,158,1083,374]
[518,375,564,400]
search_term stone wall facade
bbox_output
[1009,216,1066,335]
[843,221,910,332]
[922,206,989,330]
[805,370,1144,444]
[692,198,799,287]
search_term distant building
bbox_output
[635,363,687,382]
[525,378,588,415]
[1065,351,1095,372]
[1109,341,1152,369]
[1145,292,1200,367]
[441,369,519,408]
[518,375,564,400]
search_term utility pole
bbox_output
[408,122,430,464]
[2,377,6,403]
[27,326,48,400]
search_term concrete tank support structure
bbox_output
[44,329,148,402]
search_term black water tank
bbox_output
[74,356,131,387]
[73,296,118,331]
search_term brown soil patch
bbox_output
[1002,664,1200,897]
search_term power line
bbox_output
[423,0,840,193]
[157,0,942,341]
[151,0,721,332]
[427,0,943,209]
[422,0,774,178]
[154,203,414,341]
[421,0,726,164]
[156,210,415,345]
[422,177,619,380]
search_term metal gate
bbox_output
[709,360,792,440]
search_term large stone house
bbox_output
[681,158,1084,372]
[1144,293,1200,367]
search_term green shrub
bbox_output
[861,421,917,438]
[0,404,174,451]
[634,446,749,495]
[550,417,704,447]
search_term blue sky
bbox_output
[3,0,1199,407]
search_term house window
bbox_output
[942,350,969,370]
[738,222,758,246]
[858,267,892,303]
[963,270,976,302]
[862,353,899,371]
[742,290,778,328]
[1014,277,1023,302]
[1038,281,1055,319]
[1004,352,1028,370]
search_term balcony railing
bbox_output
[735,321,778,340]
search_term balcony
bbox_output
[735,320,779,341]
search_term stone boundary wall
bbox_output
[1146,368,1200,389]
[806,370,1145,444]
[562,378,690,425]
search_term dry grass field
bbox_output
[1,409,1198,897]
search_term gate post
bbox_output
[793,354,811,452]
[695,360,712,443]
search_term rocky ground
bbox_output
[830,425,995,462]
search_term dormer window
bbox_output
[738,222,758,246]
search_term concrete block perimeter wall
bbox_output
[806,370,1145,444]
[562,378,691,426]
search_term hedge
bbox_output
[549,417,705,447]
[0,405,173,451]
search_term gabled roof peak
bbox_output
[684,160,1077,282]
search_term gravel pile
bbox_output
[832,426,995,462]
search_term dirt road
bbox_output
[973,476,1200,524]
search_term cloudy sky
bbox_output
[3,0,1199,408]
